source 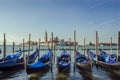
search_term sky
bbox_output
[0,0,120,45]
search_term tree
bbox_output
[89,42,93,45]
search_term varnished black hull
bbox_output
[0,49,39,72]
[98,61,120,70]
[0,63,24,71]
[26,64,50,74]
[75,61,92,72]
[57,64,70,73]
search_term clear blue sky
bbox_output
[0,0,120,45]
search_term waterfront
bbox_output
[0,45,120,80]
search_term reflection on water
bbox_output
[29,72,47,80]
[99,67,120,80]
[29,73,39,80]
[56,73,69,80]
[28,67,50,80]
[79,70,95,80]
[108,72,120,80]
[0,69,22,80]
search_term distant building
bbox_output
[44,30,48,42]
[99,42,117,46]
[60,39,65,46]
[40,30,49,46]
[20,30,80,46]
[65,41,71,46]
[39,31,60,46]
[53,36,59,46]
[65,41,78,46]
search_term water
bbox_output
[0,45,120,80]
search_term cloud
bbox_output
[89,1,106,9]
[97,17,120,27]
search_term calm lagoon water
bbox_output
[0,45,120,80]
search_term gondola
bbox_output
[57,49,71,72]
[119,54,120,61]
[87,49,96,63]
[27,48,39,64]
[0,49,22,62]
[0,49,39,71]
[75,50,92,72]
[97,50,120,70]
[87,49,120,70]
[26,49,52,74]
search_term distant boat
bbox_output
[0,49,39,71]
[26,49,52,74]
[75,50,92,72]
[57,49,71,72]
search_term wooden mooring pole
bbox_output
[23,38,27,71]
[38,38,41,58]
[3,33,6,60]
[110,37,112,55]
[12,42,15,54]
[74,30,76,72]
[23,38,26,67]
[74,30,76,51]
[23,39,25,57]
[117,32,120,61]
[50,32,53,73]
[84,38,86,55]
[51,32,53,51]
[51,32,55,62]
[69,38,71,53]
[28,34,31,56]
[96,31,98,65]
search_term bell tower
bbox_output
[44,30,48,42]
